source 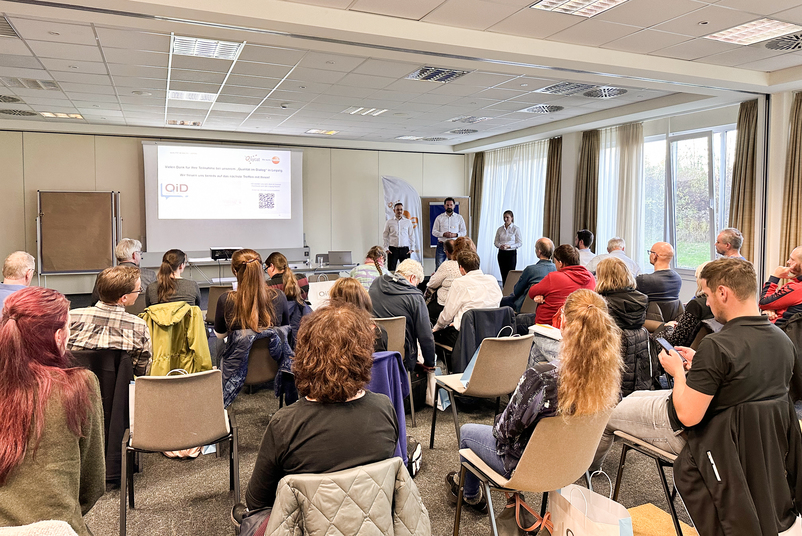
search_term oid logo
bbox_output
[163,184,188,192]
[272,156,280,164]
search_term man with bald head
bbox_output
[760,246,802,329]
[636,242,682,303]
[500,237,556,313]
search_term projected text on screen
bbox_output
[157,146,292,220]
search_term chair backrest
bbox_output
[502,270,523,295]
[244,337,279,385]
[644,301,664,333]
[308,273,340,283]
[655,299,684,323]
[131,369,228,451]
[373,316,406,355]
[689,323,713,350]
[206,285,231,324]
[465,335,534,398]
[520,295,538,314]
[505,409,613,492]
[125,294,146,316]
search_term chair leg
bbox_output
[120,447,128,536]
[429,385,440,449]
[540,491,549,518]
[407,371,416,428]
[127,451,135,509]
[232,433,241,504]
[612,443,630,502]
[584,470,593,492]
[454,465,467,536]
[655,459,683,536]
[484,481,499,536]
[449,391,461,445]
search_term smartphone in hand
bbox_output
[656,337,687,363]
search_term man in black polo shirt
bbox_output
[593,257,797,468]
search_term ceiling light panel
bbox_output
[520,104,565,113]
[583,87,627,99]
[406,66,471,84]
[537,82,598,95]
[448,115,491,124]
[168,90,217,102]
[449,128,478,134]
[530,0,629,18]
[306,129,338,135]
[342,106,389,116]
[705,18,802,46]
[172,36,243,60]
[1,77,60,90]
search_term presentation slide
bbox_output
[157,145,291,220]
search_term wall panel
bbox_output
[303,147,332,260]
[0,131,25,256]
[331,149,380,258]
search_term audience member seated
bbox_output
[444,289,622,512]
[370,259,436,372]
[592,259,798,485]
[329,277,387,352]
[528,244,595,327]
[0,287,105,535]
[760,246,802,329]
[90,238,156,304]
[68,266,152,376]
[654,261,714,347]
[575,229,596,267]
[244,303,398,512]
[500,237,556,313]
[265,252,309,303]
[425,237,476,324]
[715,227,746,260]
[433,250,503,352]
[144,249,201,307]
[595,257,652,396]
[636,242,682,306]
[0,251,35,312]
[349,246,385,291]
[585,237,640,276]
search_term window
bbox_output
[641,126,737,271]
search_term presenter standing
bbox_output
[383,202,414,271]
[494,210,522,285]
[432,197,467,270]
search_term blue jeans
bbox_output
[435,242,447,270]
[459,423,512,500]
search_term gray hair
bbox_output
[607,237,626,252]
[719,228,743,250]
[695,261,711,297]
[3,251,35,279]
[535,238,554,260]
[115,238,142,263]
[395,259,424,283]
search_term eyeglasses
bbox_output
[128,287,144,295]
[648,250,658,256]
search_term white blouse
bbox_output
[426,260,462,306]
[494,224,522,250]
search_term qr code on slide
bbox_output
[258,192,275,209]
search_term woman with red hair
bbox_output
[0,287,105,535]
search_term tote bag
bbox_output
[549,484,633,536]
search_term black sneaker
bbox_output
[444,471,488,514]
[407,439,422,478]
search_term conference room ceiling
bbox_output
[0,0,799,147]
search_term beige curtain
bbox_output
[469,152,484,244]
[781,94,802,265]
[617,123,644,265]
[729,99,758,262]
[573,130,600,239]
[543,137,562,243]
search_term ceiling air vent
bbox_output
[172,36,242,60]
[0,109,37,117]
[0,95,21,103]
[449,128,478,134]
[583,87,628,99]
[537,82,598,96]
[0,77,60,90]
[448,115,490,124]
[422,137,449,142]
[521,104,564,114]
[406,66,471,84]
[765,33,802,51]
[0,16,21,38]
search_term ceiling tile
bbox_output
[773,5,802,25]
[40,58,106,73]
[216,94,264,105]
[70,93,120,103]
[474,87,528,100]
[298,52,365,72]
[336,73,395,89]
[220,85,271,98]
[26,40,103,62]
[594,0,705,28]
[51,71,112,85]
[8,18,96,45]
[602,29,690,53]
[738,52,802,71]
[230,62,293,79]
[413,92,462,104]
[352,59,421,78]
[264,89,318,102]
[715,0,802,16]
[651,37,740,60]
[488,9,583,39]
[238,45,306,65]
[384,78,438,93]
[61,83,117,95]
[111,76,166,90]
[350,0,447,20]
[0,54,40,70]
[225,74,281,89]
[103,48,169,68]
[285,66,347,84]
[324,84,376,98]
[212,102,257,113]
[653,5,759,37]
[450,71,517,87]
[169,81,221,93]
[107,64,167,78]
[547,19,639,46]
[0,67,51,80]
[427,83,482,96]
[170,68,227,85]
[0,39,33,57]
[95,27,170,52]
[77,108,124,118]
[698,44,789,67]
[422,0,523,30]
[170,55,232,73]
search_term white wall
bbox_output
[0,131,467,293]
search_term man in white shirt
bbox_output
[432,197,467,269]
[575,229,596,266]
[433,250,502,354]
[383,202,415,271]
[585,237,640,276]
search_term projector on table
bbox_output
[210,247,242,261]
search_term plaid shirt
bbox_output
[68,302,152,375]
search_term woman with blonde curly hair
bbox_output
[244,303,398,511]
[445,289,622,512]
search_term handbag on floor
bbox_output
[549,484,633,536]
[497,492,550,536]
[239,506,272,536]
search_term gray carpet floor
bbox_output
[85,386,693,536]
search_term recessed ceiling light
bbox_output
[306,129,338,135]
[448,115,490,124]
[396,135,423,141]
[698,21,709,26]
[538,82,598,95]
[705,18,802,46]
[520,104,564,114]
[448,128,478,134]
[167,119,202,127]
[68,65,78,69]
[406,66,471,84]
[583,87,627,99]
[326,61,335,65]
[422,137,449,142]
[172,36,243,60]
[521,83,528,87]
[48,31,60,36]
[299,86,306,89]
[530,0,630,18]
[342,106,389,116]
[40,112,83,119]
[168,90,217,102]
[132,90,152,96]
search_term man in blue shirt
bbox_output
[500,238,556,313]
[0,251,35,313]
